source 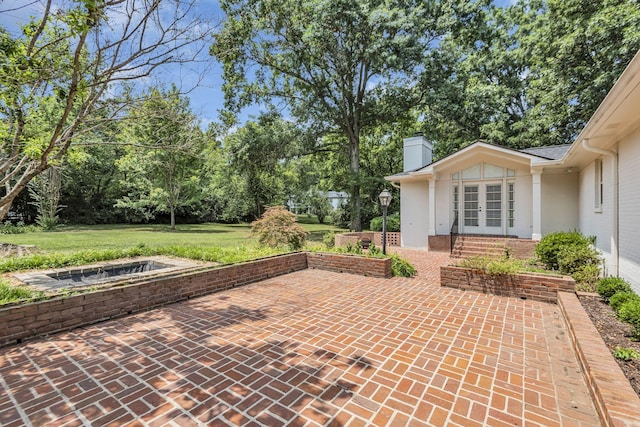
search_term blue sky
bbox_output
[1,0,520,129]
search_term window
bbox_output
[595,158,603,211]
[463,185,479,226]
[507,183,515,228]
[453,185,459,220]
[485,184,502,227]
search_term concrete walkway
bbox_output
[0,250,600,426]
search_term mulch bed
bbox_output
[579,294,640,398]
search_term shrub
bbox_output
[557,245,600,275]
[535,231,595,271]
[617,299,640,338]
[390,255,417,277]
[322,231,336,249]
[609,291,640,312]
[572,265,601,291]
[613,346,640,361]
[250,206,308,250]
[0,221,40,234]
[597,277,632,302]
[369,213,400,232]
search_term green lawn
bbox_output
[0,218,346,253]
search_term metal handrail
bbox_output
[450,211,459,254]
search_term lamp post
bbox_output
[378,189,392,255]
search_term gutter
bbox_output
[582,139,619,276]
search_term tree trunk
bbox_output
[170,203,176,230]
[349,136,362,231]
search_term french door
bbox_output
[462,183,503,234]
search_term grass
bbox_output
[0,217,346,253]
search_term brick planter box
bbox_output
[0,252,391,347]
[307,252,391,278]
[440,265,575,303]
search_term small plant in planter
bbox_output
[613,346,640,361]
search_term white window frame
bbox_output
[595,158,603,212]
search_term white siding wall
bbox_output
[435,178,451,235]
[541,173,579,234]
[400,181,429,248]
[514,173,533,238]
[579,159,613,271]
[618,128,640,293]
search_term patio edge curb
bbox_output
[558,291,640,427]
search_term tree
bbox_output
[513,0,640,145]
[211,0,466,231]
[0,0,211,221]
[418,0,640,155]
[222,113,303,220]
[115,87,204,229]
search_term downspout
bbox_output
[582,139,619,276]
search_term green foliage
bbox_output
[535,231,596,271]
[304,189,332,225]
[251,206,308,250]
[458,256,528,276]
[390,255,417,277]
[609,291,640,312]
[613,346,640,362]
[0,245,285,274]
[0,279,44,305]
[369,213,400,232]
[597,277,632,302]
[0,222,40,234]
[115,86,205,229]
[323,231,336,249]
[573,264,602,292]
[617,299,640,339]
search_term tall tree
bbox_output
[116,87,204,229]
[419,0,640,155]
[211,0,468,231]
[222,113,302,220]
[0,0,210,221]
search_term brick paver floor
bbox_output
[0,250,600,426]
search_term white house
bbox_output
[386,50,640,293]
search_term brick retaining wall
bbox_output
[307,252,391,278]
[0,252,391,347]
[440,266,575,303]
[558,292,640,427]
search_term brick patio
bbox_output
[0,250,600,426]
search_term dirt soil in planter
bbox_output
[579,294,640,398]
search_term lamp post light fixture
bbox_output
[378,189,392,255]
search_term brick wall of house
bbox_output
[440,266,575,304]
[0,252,391,347]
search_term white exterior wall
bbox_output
[541,173,579,235]
[618,128,640,293]
[579,159,613,272]
[400,181,429,248]
[435,178,450,235]
[513,173,533,238]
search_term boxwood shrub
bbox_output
[597,277,632,302]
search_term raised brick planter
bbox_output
[0,252,391,347]
[307,252,391,278]
[440,265,575,303]
[558,292,640,427]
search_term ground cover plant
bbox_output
[581,275,640,397]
